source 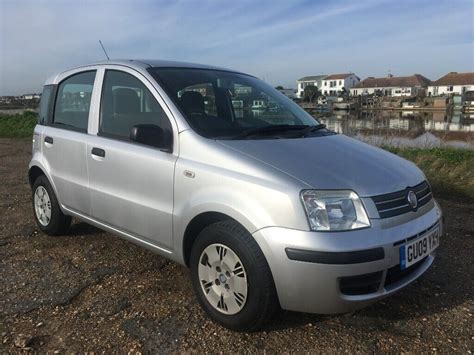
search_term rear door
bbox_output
[87,68,177,249]
[42,70,98,215]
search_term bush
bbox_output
[0,111,38,138]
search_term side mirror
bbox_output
[130,124,171,151]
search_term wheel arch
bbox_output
[28,165,46,187]
[28,162,62,208]
[182,211,245,267]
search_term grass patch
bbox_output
[386,147,474,201]
[0,111,38,138]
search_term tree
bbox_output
[303,85,320,103]
[275,85,284,90]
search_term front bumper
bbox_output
[252,200,443,314]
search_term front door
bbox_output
[87,69,177,249]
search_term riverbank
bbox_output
[387,147,474,201]
[300,95,466,113]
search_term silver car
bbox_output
[29,60,443,331]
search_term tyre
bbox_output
[190,220,279,331]
[32,175,71,235]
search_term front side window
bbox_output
[54,71,96,131]
[150,68,326,140]
[100,70,173,149]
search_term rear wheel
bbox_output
[32,175,71,235]
[190,220,278,331]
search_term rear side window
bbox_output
[99,70,172,145]
[53,71,96,131]
[38,85,54,125]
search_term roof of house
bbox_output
[297,75,327,82]
[431,72,474,86]
[353,74,432,89]
[324,73,356,80]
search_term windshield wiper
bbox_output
[300,123,327,137]
[231,125,310,139]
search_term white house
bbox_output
[350,74,432,97]
[21,94,41,100]
[296,75,327,98]
[428,72,474,96]
[321,73,360,96]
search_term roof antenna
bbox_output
[99,40,110,60]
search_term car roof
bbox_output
[45,59,250,85]
[84,59,238,71]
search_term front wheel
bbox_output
[190,220,278,331]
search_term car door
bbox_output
[42,70,98,215]
[87,68,177,249]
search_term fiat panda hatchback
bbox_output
[29,60,442,331]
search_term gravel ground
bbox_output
[1,137,473,353]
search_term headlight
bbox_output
[301,190,370,231]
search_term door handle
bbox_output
[91,147,106,158]
[44,136,53,144]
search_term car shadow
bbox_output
[68,221,106,236]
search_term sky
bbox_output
[0,0,473,95]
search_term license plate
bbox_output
[400,228,440,270]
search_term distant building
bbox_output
[277,88,297,99]
[350,74,431,97]
[296,75,327,99]
[0,96,15,104]
[427,72,474,96]
[21,94,40,100]
[321,73,360,96]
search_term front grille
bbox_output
[384,257,427,288]
[339,271,383,295]
[372,181,432,219]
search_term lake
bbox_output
[310,110,474,149]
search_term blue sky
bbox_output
[0,0,473,95]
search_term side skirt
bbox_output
[61,205,174,258]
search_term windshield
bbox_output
[149,68,329,140]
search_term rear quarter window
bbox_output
[37,85,55,125]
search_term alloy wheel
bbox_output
[198,243,248,315]
[34,186,52,226]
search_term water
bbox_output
[311,110,474,149]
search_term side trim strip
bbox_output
[285,247,385,264]
[61,205,172,255]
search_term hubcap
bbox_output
[34,186,51,226]
[198,243,248,315]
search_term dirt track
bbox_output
[1,138,473,353]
